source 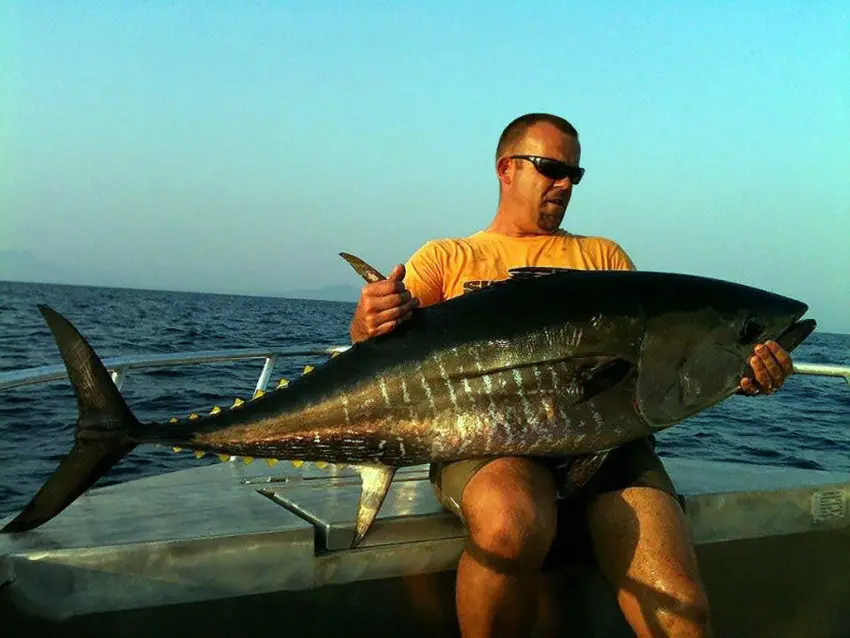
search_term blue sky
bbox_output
[2,2,848,332]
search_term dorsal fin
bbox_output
[339,252,386,283]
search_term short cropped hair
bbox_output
[495,113,579,161]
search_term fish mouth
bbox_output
[775,318,817,353]
[712,318,817,397]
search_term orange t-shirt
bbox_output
[403,229,635,308]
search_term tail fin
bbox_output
[2,305,138,533]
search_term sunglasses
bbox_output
[510,155,585,184]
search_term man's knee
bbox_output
[461,458,557,570]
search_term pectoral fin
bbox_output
[576,358,633,403]
[352,464,396,547]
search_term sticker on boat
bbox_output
[811,490,847,525]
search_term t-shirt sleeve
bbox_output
[403,241,445,308]
[608,241,637,271]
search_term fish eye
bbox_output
[740,315,764,343]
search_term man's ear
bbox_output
[496,156,513,186]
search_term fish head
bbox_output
[636,277,815,429]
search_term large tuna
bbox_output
[1,255,815,546]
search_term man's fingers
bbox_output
[388,263,406,282]
[757,344,789,388]
[363,290,413,313]
[749,355,772,390]
[762,353,785,388]
[741,340,796,397]
[739,377,759,395]
[766,340,794,376]
[371,321,399,338]
[369,299,418,330]
[360,299,420,339]
[370,313,410,338]
[749,353,782,394]
[362,278,408,299]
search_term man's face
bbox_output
[499,122,582,233]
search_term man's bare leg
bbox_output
[587,486,712,637]
[455,457,557,638]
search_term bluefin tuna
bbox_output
[1,255,816,546]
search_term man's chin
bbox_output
[537,213,563,232]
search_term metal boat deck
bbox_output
[2,457,848,636]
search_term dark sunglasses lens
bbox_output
[538,159,582,184]
[536,159,567,180]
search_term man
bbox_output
[348,113,793,637]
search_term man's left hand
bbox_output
[739,341,794,396]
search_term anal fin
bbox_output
[352,464,396,548]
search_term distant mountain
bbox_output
[0,250,70,284]
[281,284,361,303]
[0,250,362,302]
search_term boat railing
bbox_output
[791,363,850,387]
[0,348,847,394]
[0,346,351,393]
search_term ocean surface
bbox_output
[0,280,848,519]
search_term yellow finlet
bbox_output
[253,389,265,399]
[169,417,179,424]
[217,454,230,462]
[172,446,182,453]
[315,461,328,469]
[330,350,340,358]
[266,458,279,467]
[188,413,200,420]
[242,456,254,465]
[231,397,244,408]
[194,450,205,459]
[302,365,314,375]
[277,378,289,388]
[209,406,222,415]
[291,460,304,468]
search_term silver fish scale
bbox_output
[427,357,597,458]
[208,331,632,463]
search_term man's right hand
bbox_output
[349,264,419,343]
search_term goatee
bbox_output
[537,213,563,231]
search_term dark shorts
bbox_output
[430,436,677,521]
[428,437,678,566]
